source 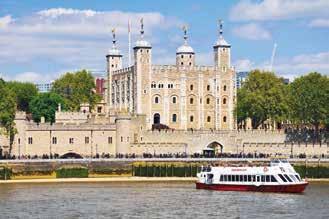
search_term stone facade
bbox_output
[107,20,236,130]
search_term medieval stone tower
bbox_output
[105,19,236,130]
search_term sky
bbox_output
[0,0,329,83]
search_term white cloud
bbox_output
[233,52,329,80]
[232,23,271,40]
[0,15,12,28]
[230,0,329,21]
[309,18,329,27]
[0,8,183,80]
[12,72,47,83]
[234,59,255,72]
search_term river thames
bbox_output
[0,182,328,219]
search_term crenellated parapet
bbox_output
[55,111,89,124]
[112,66,134,76]
[151,65,215,72]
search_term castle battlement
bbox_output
[112,66,134,75]
[151,65,215,72]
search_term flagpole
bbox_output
[128,19,131,66]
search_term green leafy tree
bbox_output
[30,92,66,123]
[0,79,17,154]
[235,70,289,129]
[6,81,38,112]
[51,70,100,111]
[289,72,329,132]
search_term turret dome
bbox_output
[176,44,194,54]
[176,25,194,54]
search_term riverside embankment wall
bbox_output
[1,159,329,178]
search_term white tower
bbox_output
[213,20,231,71]
[133,18,152,128]
[106,28,122,110]
[176,25,195,68]
[213,20,235,130]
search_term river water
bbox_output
[0,182,328,219]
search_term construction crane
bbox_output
[269,43,277,72]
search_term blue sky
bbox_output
[0,0,328,82]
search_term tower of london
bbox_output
[106,19,236,130]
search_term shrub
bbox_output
[56,166,88,178]
[0,166,12,180]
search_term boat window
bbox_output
[261,175,265,182]
[228,175,232,181]
[289,175,297,182]
[284,174,293,182]
[252,175,256,182]
[278,174,287,182]
[240,175,243,182]
[271,175,278,182]
[248,175,252,182]
[232,175,236,182]
[224,175,227,182]
[295,175,301,181]
[243,175,248,182]
[265,175,270,182]
[220,175,223,181]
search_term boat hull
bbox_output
[196,182,308,193]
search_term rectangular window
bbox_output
[85,137,89,144]
[69,138,74,144]
[261,175,266,182]
[284,174,293,182]
[278,174,287,182]
[243,175,248,182]
[121,136,123,142]
[220,175,223,181]
[108,137,113,144]
[228,175,232,181]
[248,175,252,182]
[239,175,243,182]
[265,175,270,182]
[271,175,278,182]
[223,175,227,182]
[28,137,33,144]
[52,137,57,144]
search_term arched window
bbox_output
[151,82,156,88]
[223,98,227,105]
[190,116,194,122]
[181,55,184,58]
[172,114,177,122]
[155,96,159,104]
[207,85,210,91]
[172,96,177,104]
[190,98,194,104]
[223,116,227,123]
[206,98,210,104]
[207,116,211,122]
[190,84,193,90]
[189,62,192,66]
[181,62,184,65]
[223,85,227,91]
[189,55,192,58]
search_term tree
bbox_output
[51,70,100,111]
[30,92,66,123]
[289,72,329,132]
[6,81,38,112]
[0,79,17,154]
[235,70,289,129]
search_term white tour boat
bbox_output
[196,159,308,193]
